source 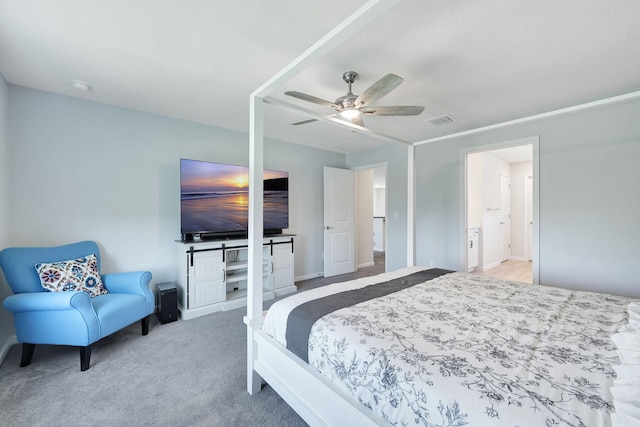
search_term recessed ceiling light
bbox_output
[70,80,92,91]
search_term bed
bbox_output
[254,267,639,426]
[244,2,640,424]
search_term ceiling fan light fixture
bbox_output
[285,71,424,128]
[340,108,360,119]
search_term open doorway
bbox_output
[372,167,386,269]
[355,166,386,273]
[464,139,538,284]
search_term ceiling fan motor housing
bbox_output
[342,71,358,84]
[337,71,359,108]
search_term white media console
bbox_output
[176,235,296,320]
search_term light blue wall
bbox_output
[414,99,640,298]
[347,99,640,298]
[5,86,345,286]
[347,144,409,272]
[0,75,8,243]
[0,73,16,358]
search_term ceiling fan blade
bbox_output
[361,106,425,116]
[285,91,338,108]
[355,74,403,107]
[291,118,318,126]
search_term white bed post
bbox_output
[246,94,264,395]
[246,0,406,397]
[407,144,416,267]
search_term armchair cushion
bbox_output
[35,254,108,298]
[92,293,150,337]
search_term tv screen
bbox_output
[180,158,288,239]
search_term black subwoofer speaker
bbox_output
[155,282,178,324]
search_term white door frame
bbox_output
[499,173,512,262]
[524,174,534,261]
[350,162,389,273]
[459,136,540,284]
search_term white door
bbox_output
[524,174,533,261]
[271,241,294,290]
[373,218,385,252]
[324,167,355,277]
[189,250,225,308]
[499,174,511,262]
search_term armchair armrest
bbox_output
[3,291,100,345]
[101,271,152,295]
[3,291,92,313]
[102,271,154,314]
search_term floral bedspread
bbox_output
[301,271,635,426]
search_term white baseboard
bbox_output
[0,334,17,365]
[357,261,375,270]
[295,272,323,282]
[509,256,530,262]
[478,261,501,272]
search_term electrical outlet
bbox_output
[429,260,435,267]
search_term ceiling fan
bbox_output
[284,71,424,127]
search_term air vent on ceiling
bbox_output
[426,114,456,126]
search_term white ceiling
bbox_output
[1,1,640,154]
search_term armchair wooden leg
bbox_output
[141,315,150,336]
[20,343,35,367]
[80,345,92,371]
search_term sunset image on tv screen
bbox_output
[180,159,288,235]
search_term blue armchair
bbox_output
[0,241,154,371]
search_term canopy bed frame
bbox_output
[244,1,639,425]
[245,2,410,423]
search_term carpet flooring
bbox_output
[0,253,385,427]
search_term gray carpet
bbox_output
[0,252,385,427]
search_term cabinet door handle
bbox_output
[222,269,226,282]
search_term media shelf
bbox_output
[176,235,295,320]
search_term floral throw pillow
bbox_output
[35,254,109,298]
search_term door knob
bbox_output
[324,226,334,230]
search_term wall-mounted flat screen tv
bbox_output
[180,158,288,240]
